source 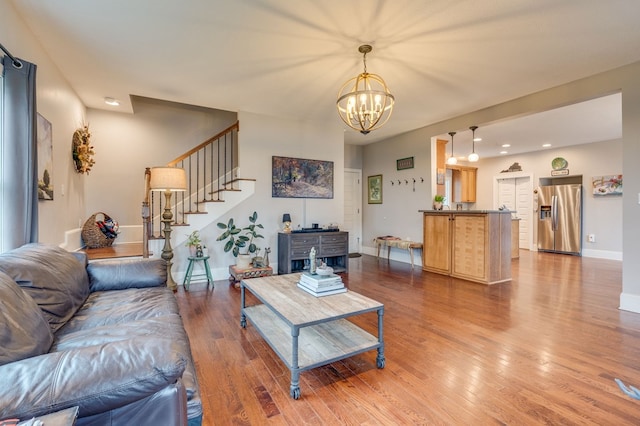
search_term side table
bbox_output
[183,256,214,290]
[229,264,273,287]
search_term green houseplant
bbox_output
[216,211,264,268]
[433,194,445,210]
[184,230,203,256]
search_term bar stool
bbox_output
[183,256,214,291]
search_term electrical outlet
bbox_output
[587,234,596,243]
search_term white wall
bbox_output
[198,111,344,275]
[363,61,640,313]
[476,139,622,259]
[86,98,237,227]
[1,0,87,247]
[361,128,433,264]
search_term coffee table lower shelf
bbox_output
[241,304,384,399]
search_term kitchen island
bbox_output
[419,210,512,285]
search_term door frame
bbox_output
[344,168,362,254]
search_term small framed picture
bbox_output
[437,168,445,185]
[396,156,414,170]
[368,174,383,204]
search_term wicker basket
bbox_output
[82,212,117,249]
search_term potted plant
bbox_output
[434,194,445,210]
[216,211,264,269]
[185,230,202,256]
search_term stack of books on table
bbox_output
[297,272,346,297]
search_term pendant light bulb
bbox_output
[447,131,457,165]
[468,126,479,162]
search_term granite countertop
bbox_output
[418,209,513,214]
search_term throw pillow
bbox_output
[0,270,53,366]
[0,243,90,333]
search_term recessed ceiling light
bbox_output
[104,97,120,106]
[502,144,510,148]
[500,151,508,154]
[542,143,552,148]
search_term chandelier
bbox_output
[336,45,395,134]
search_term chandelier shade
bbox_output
[336,45,395,135]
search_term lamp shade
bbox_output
[149,167,187,191]
[282,213,292,223]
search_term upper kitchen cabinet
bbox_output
[448,165,477,203]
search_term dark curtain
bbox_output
[1,55,38,252]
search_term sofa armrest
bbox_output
[0,338,186,420]
[87,258,167,291]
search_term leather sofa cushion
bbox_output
[87,258,166,291]
[0,243,90,332]
[0,270,53,366]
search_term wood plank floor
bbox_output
[175,250,640,425]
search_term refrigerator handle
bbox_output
[552,195,558,231]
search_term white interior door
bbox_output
[343,169,362,253]
[494,172,533,251]
[515,177,531,250]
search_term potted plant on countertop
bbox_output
[434,195,445,211]
[216,211,264,269]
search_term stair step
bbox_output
[196,200,224,204]
[224,178,257,185]
[211,188,241,195]
[184,210,209,214]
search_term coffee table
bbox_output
[240,273,385,399]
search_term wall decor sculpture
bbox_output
[272,156,334,199]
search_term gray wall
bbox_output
[362,61,640,312]
[476,138,622,258]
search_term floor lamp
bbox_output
[149,166,187,291]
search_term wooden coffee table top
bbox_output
[241,273,383,327]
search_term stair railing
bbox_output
[144,121,240,253]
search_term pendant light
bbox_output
[446,132,457,165]
[468,126,479,162]
[336,45,395,134]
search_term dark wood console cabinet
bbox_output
[277,231,349,275]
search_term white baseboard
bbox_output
[620,292,640,314]
[582,248,623,261]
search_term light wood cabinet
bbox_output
[511,219,520,259]
[449,165,477,203]
[420,211,511,285]
[422,214,451,274]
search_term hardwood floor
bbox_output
[176,250,640,425]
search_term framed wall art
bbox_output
[37,113,54,200]
[272,156,334,198]
[368,174,383,204]
[592,174,622,196]
[396,156,414,170]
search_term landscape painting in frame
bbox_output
[37,113,54,200]
[272,156,334,199]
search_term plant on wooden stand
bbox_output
[216,211,264,269]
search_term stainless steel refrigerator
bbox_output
[537,184,582,255]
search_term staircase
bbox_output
[144,121,256,278]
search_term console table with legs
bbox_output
[240,273,384,399]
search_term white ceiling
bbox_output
[8,0,637,153]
